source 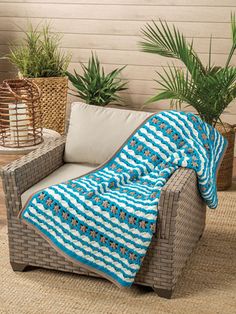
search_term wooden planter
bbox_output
[216,123,236,191]
[23,77,68,135]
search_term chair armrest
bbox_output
[142,168,206,294]
[1,137,66,217]
[158,167,206,240]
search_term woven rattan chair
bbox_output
[1,104,206,299]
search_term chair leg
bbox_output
[10,261,27,272]
[153,287,173,299]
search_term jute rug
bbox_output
[0,184,236,314]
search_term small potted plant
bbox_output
[140,14,236,190]
[7,23,71,134]
[66,53,127,107]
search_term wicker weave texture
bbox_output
[0,79,43,148]
[28,77,68,135]
[1,140,206,298]
[216,123,236,191]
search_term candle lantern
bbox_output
[0,79,43,148]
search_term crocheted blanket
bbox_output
[20,111,227,288]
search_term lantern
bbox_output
[0,79,43,148]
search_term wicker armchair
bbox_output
[1,136,206,299]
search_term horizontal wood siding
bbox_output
[0,1,235,126]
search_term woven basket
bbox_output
[216,122,236,191]
[25,77,68,134]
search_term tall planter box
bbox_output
[216,123,236,191]
[27,77,68,134]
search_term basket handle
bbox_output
[3,79,41,102]
[24,78,42,100]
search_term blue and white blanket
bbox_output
[20,111,227,287]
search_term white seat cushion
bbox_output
[64,102,152,165]
[21,163,96,207]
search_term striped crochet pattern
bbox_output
[21,111,227,287]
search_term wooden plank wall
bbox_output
[0,0,235,126]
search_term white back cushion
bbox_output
[64,102,152,165]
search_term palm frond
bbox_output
[139,20,204,79]
[225,12,236,67]
[140,14,236,125]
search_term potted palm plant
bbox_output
[140,14,236,190]
[66,53,127,107]
[7,23,71,134]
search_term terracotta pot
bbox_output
[216,123,236,191]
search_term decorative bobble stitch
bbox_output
[46,198,53,206]
[150,192,157,199]
[151,155,157,162]
[38,193,45,200]
[130,140,136,147]
[109,181,115,188]
[111,206,117,214]
[129,217,136,224]
[90,230,97,238]
[80,225,87,232]
[120,212,126,220]
[54,205,60,213]
[94,197,100,203]
[137,145,143,152]
[87,191,94,198]
[100,236,106,243]
[110,242,117,249]
[139,221,146,229]
[129,253,136,261]
[72,218,78,226]
[102,200,109,208]
[120,247,126,255]
[150,223,156,232]
[62,211,69,220]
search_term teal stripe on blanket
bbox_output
[21,111,227,287]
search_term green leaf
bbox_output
[7,22,71,77]
[139,19,204,79]
[139,15,236,125]
[66,52,128,106]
